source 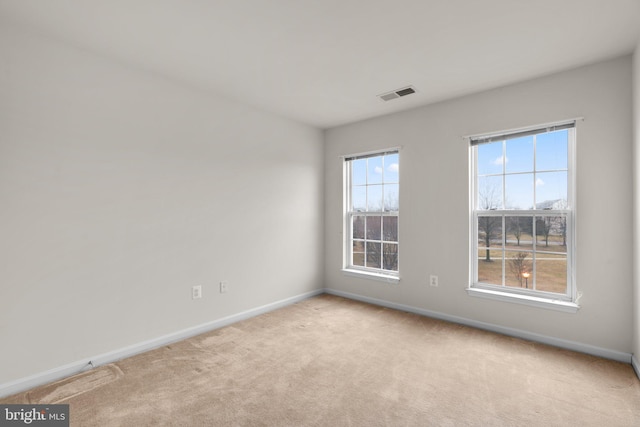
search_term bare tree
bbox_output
[382,244,398,271]
[508,217,523,246]
[537,217,553,247]
[478,183,501,262]
[364,242,379,269]
[546,215,567,247]
[364,217,398,271]
[558,216,567,246]
[365,242,398,271]
[536,201,568,248]
[508,252,530,287]
[382,217,398,270]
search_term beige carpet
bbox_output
[3,294,640,426]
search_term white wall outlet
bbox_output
[220,281,228,294]
[192,285,202,299]
[429,275,438,287]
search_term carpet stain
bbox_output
[27,364,123,404]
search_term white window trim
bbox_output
[467,120,580,311]
[466,287,579,313]
[342,267,401,283]
[342,147,401,281]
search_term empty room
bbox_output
[2,1,640,425]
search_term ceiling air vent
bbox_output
[378,86,417,102]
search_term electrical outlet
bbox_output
[192,285,202,300]
[429,275,438,287]
[220,281,228,294]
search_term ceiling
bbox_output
[1,0,639,129]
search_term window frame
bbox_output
[343,148,400,282]
[468,121,579,311]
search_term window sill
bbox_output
[466,287,580,313]
[342,268,400,284]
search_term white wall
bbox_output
[0,23,324,385]
[325,56,633,354]
[633,42,640,366]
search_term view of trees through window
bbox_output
[347,151,399,273]
[477,213,567,293]
[474,127,572,295]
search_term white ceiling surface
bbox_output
[1,1,639,129]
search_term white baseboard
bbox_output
[3,287,632,399]
[325,288,633,364]
[0,289,323,399]
[632,355,640,379]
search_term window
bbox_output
[469,121,577,309]
[344,149,399,279]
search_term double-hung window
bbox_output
[344,149,399,280]
[469,121,577,310]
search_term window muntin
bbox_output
[345,151,399,276]
[471,124,574,300]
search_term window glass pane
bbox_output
[505,136,534,173]
[477,249,503,284]
[383,243,398,271]
[536,130,568,172]
[383,184,399,212]
[477,141,504,175]
[367,185,383,211]
[477,176,502,210]
[472,125,572,298]
[535,215,567,253]
[352,241,365,267]
[352,159,367,185]
[384,153,399,183]
[535,255,567,294]
[477,215,503,252]
[505,251,532,288]
[366,216,381,240]
[505,173,534,210]
[535,172,567,208]
[383,216,398,242]
[346,151,399,276]
[367,157,383,184]
[352,216,365,239]
[352,186,366,211]
[505,216,533,250]
[366,242,381,269]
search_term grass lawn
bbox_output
[477,248,567,294]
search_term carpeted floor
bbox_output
[3,294,640,426]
